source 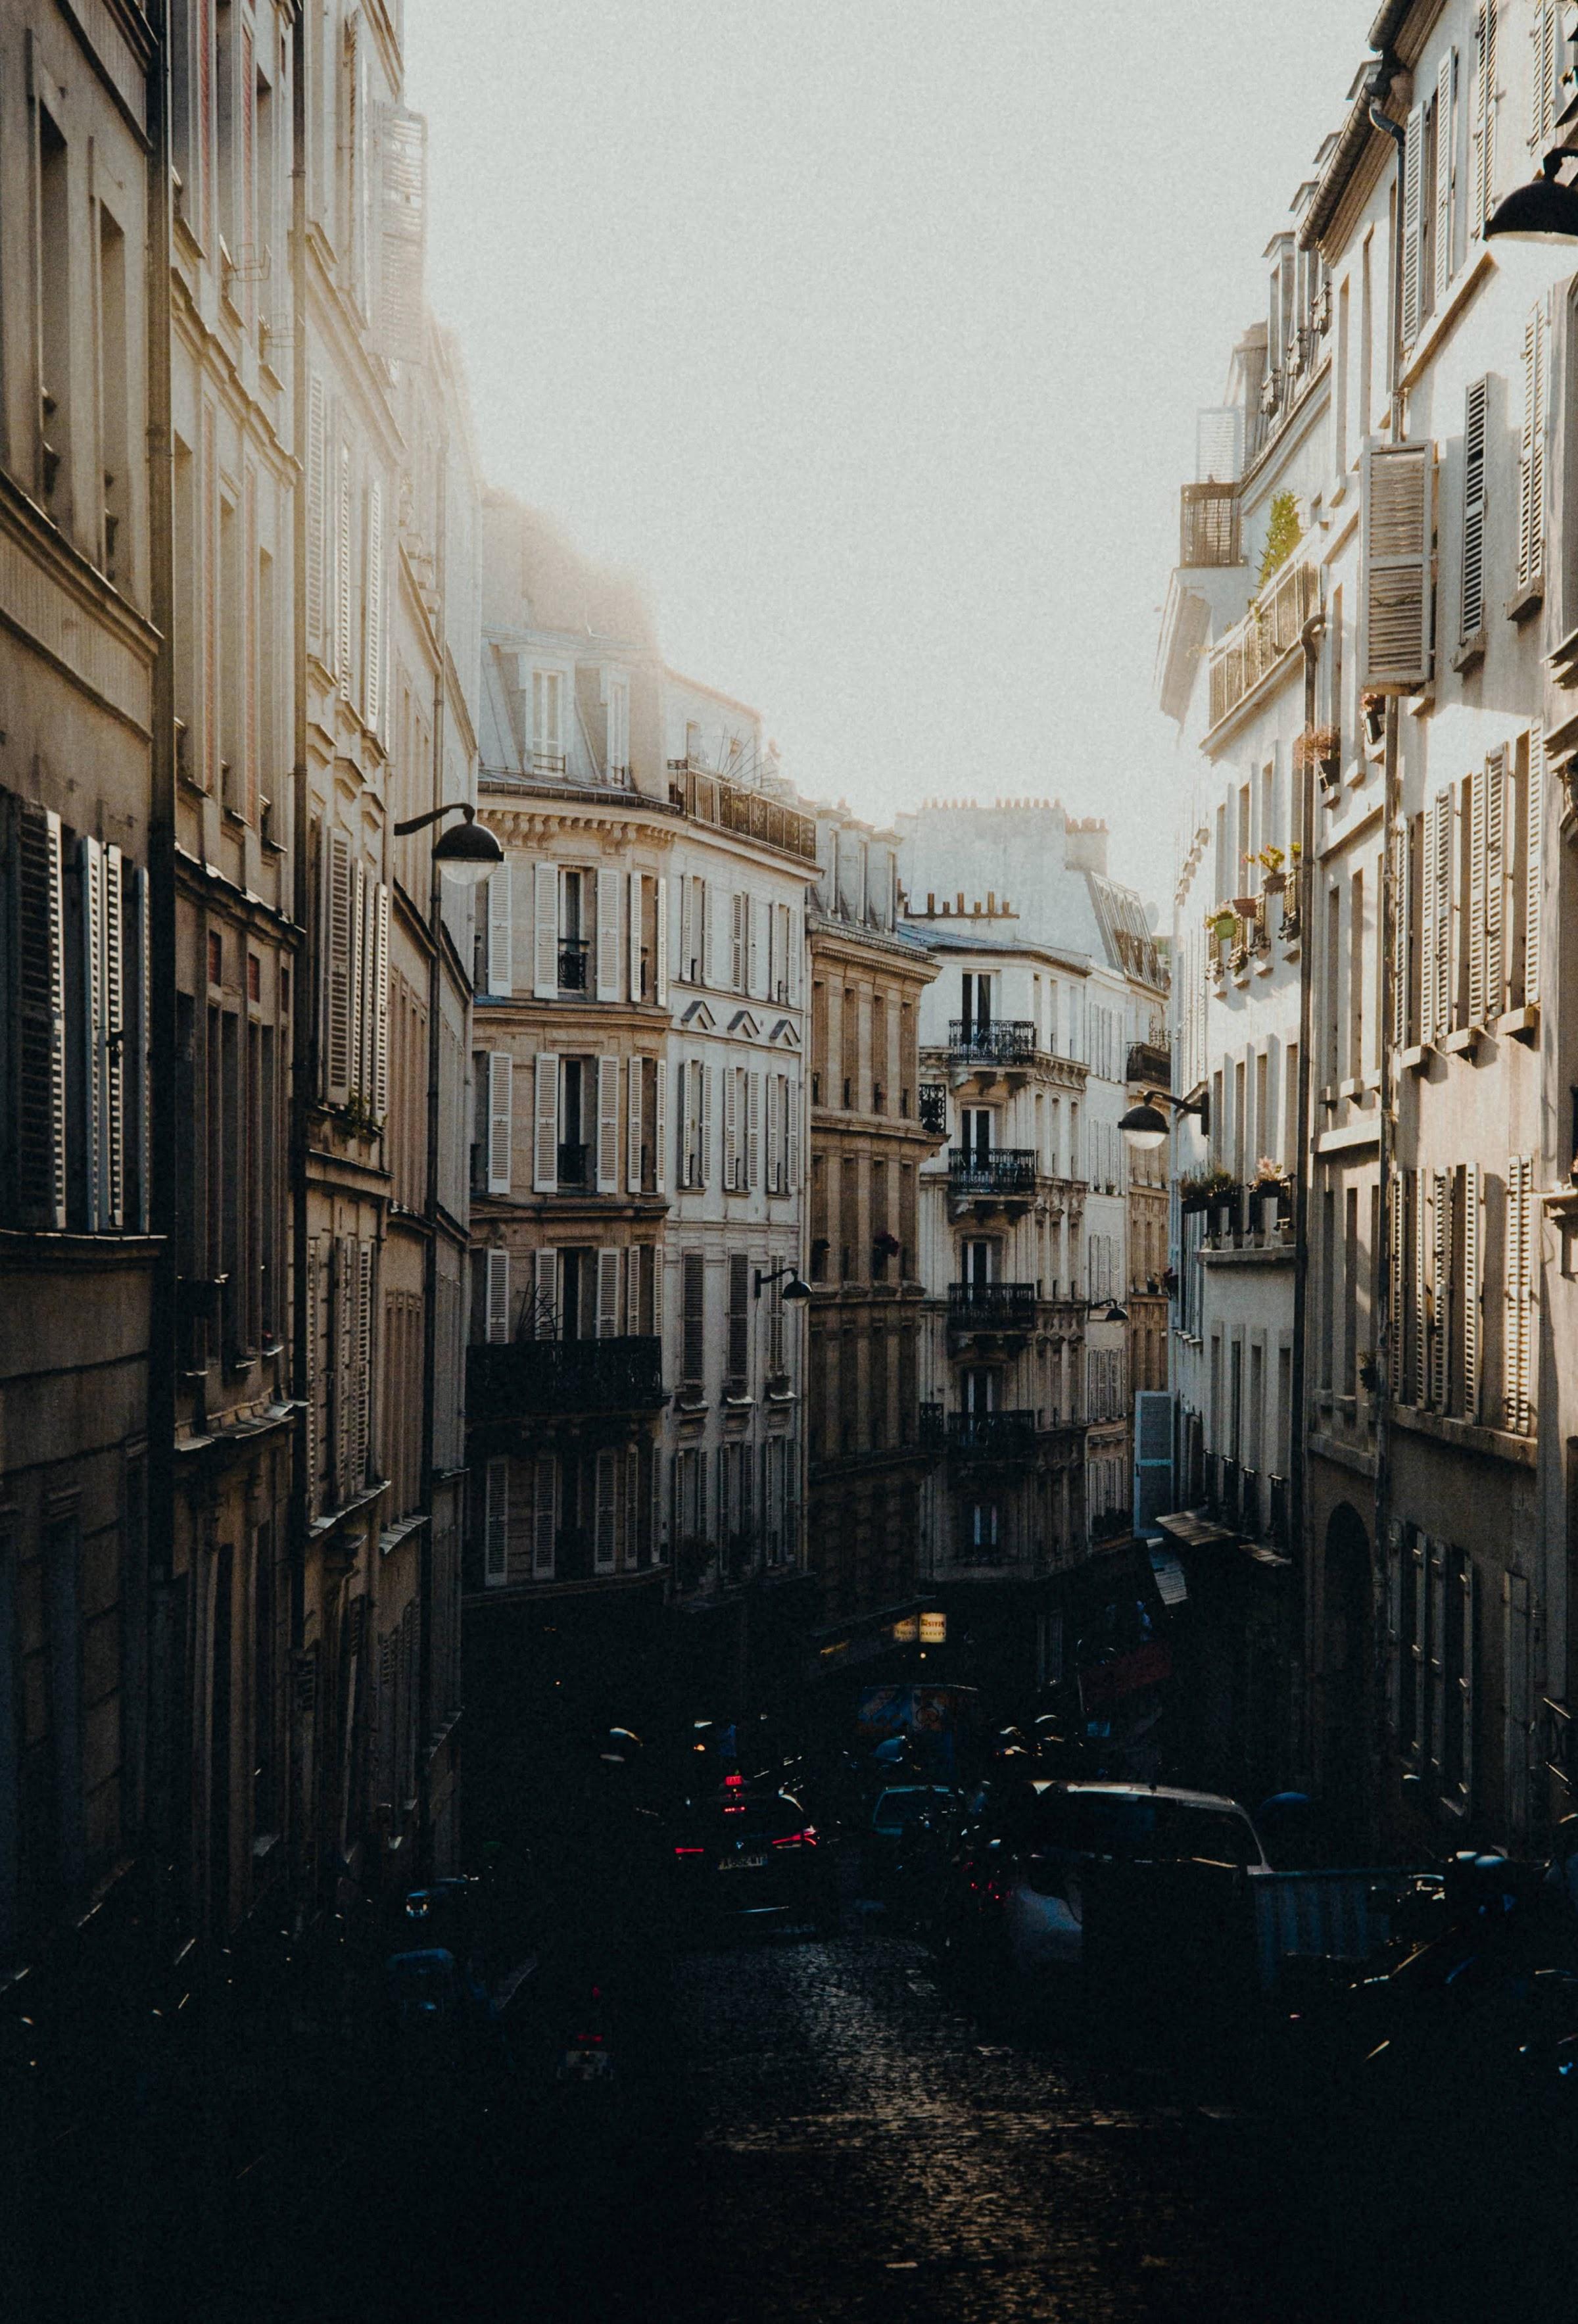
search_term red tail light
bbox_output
[771,1826,817,1849]
[673,1845,705,1858]
[724,1772,745,1789]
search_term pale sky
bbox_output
[405,1,1377,913]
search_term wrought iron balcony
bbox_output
[1180,480,1241,568]
[1126,1039,1171,1090]
[947,1019,1036,1067]
[667,762,819,863]
[558,937,590,991]
[557,1141,589,1188]
[467,1335,665,1420]
[917,1083,948,1136]
[1207,555,1319,731]
[947,1282,1037,1332]
[947,1148,1036,1198]
[921,1406,1038,1459]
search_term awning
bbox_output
[1147,1544,1189,1606]
[1155,1509,1236,1549]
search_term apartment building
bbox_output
[0,0,160,1968]
[464,496,813,1755]
[804,804,942,1677]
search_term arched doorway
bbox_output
[1322,1504,1373,1847]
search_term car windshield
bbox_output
[874,1789,952,1828]
[1028,1792,1259,1866]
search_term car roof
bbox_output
[876,1783,954,1796]
[1031,1781,1256,1816]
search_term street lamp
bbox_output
[755,1263,813,1301]
[391,798,504,886]
[1081,1297,1130,1326]
[1485,147,1578,292]
[1118,1085,1209,1151]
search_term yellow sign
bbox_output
[919,1611,947,1644]
[891,1616,919,1644]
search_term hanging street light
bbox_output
[392,798,505,886]
[1118,1084,1209,1151]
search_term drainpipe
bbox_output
[1293,606,1325,1788]
[287,0,312,1921]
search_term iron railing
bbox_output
[558,937,590,990]
[467,1335,665,1419]
[947,1148,1036,1198]
[667,762,819,863]
[918,1083,948,1136]
[1180,480,1241,568]
[1126,1039,1172,1089]
[557,1142,589,1188]
[1207,556,1320,731]
[923,1407,1038,1458]
[947,1282,1038,1332]
[947,1019,1036,1065]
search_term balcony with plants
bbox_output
[1206,493,1318,734]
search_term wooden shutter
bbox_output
[124,858,150,1232]
[596,1054,619,1190]
[1518,303,1547,589]
[787,1075,799,1192]
[336,441,352,697]
[533,1052,559,1191]
[375,104,427,363]
[1468,762,1487,1025]
[1420,800,1439,1046]
[485,857,512,996]
[357,1240,374,1486]
[596,866,621,1000]
[700,879,715,985]
[534,1246,556,1339]
[1429,1167,1448,1409]
[1533,1,1558,150]
[485,1246,510,1343]
[1526,725,1544,1005]
[323,829,352,1103]
[75,837,106,1228]
[532,1453,556,1577]
[1463,1163,1481,1420]
[486,1053,512,1193]
[767,1074,782,1194]
[373,883,390,1119]
[533,861,558,998]
[596,1247,619,1340]
[747,898,761,997]
[102,842,126,1228]
[654,875,669,1005]
[1389,1173,1405,1397]
[306,372,327,650]
[1400,103,1424,347]
[1413,1165,1429,1407]
[1460,377,1487,642]
[1360,439,1433,692]
[654,1054,667,1194]
[746,1069,761,1190]
[727,1251,749,1385]
[723,1062,738,1189]
[1433,792,1452,1042]
[679,877,694,983]
[730,892,745,990]
[627,1244,642,1336]
[1390,817,1411,1050]
[627,1055,643,1191]
[1484,745,1506,1017]
[1504,1155,1531,1432]
[681,1251,705,1384]
[594,1449,618,1572]
[1435,49,1456,307]
[1472,1,1497,233]
[485,1457,509,1586]
[628,873,642,1002]
[364,479,384,732]
[698,1059,712,1186]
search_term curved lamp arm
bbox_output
[393,799,479,837]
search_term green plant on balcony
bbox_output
[1256,489,1302,590]
[1180,1165,1237,1211]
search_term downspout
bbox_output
[287,0,312,1919]
[1293,606,1325,1787]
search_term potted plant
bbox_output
[1309,724,1340,779]
[1231,862,1260,915]
[1207,904,1237,943]
[1255,844,1287,894]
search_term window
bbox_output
[531,669,564,773]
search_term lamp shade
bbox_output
[781,1274,813,1302]
[432,814,505,886]
[1102,1299,1129,1325]
[1485,168,1578,246]
[1118,1099,1170,1151]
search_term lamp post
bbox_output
[1118,1085,1208,1152]
[754,1263,813,1302]
[391,798,504,885]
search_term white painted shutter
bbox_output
[1485,746,1506,1017]
[654,1057,667,1194]
[1533,1,1558,150]
[788,914,801,1006]
[486,1053,513,1193]
[1468,764,1487,1025]
[9,801,67,1230]
[1412,1167,1428,1407]
[533,1052,559,1192]
[124,858,150,1231]
[700,880,715,985]
[485,1457,509,1586]
[364,479,384,732]
[627,1245,641,1335]
[485,1246,510,1342]
[101,842,126,1229]
[679,877,694,982]
[698,1059,713,1185]
[594,1447,618,1572]
[351,861,370,1103]
[1518,303,1548,590]
[336,442,352,698]
[1464,1164,1481,1420]
[1505,1155,1532,1433]
[655,875,669,1005]
[305,372,327,652]
[1360,439,1433,692]
[535,1246,556,1339]
[787,1075,799,1192]
[596,866,621,1000]
[487,859,512,995]
[1400,104,1424,347]
[746,898,761,997]
[375,104,427,363]
[767,1074,782,1194]
[1389,1174,1405,1397]
[533,861,558,998]
[1471,0,1497,233]
[324,829,353,1103]
[1433,792,1452,1042]
[77,837,106,1228]
[1435,49,1456,308]
[597,1053,619,1190]
[627,1055,643,1191]
[1460,377,1487,644]
[1390,818,1411,1051]
[373,883,390,1119]
[746,1069,761,1190]
[628,873,642,1002]
[730,892,746,990]
[723,1063,738,1189]
[1527,726,1545,1005]
[533,1453,557,1577]
[1430,1167,1448,1409]
[596,1247,620,1340]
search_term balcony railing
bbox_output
[1268,1473,1290,1552]
[667,762,819,864]
[1126,1039,1171,1090]
[921,1407,1038,1459]
[917,1083,948,1136]
[947,1282,1037,1332]
[558,937,589,991]
[556,1142,589,1188]
[947,1019,1036,1066]
[1180,481,1241,568]
[467,1334,665,1420]
[947,1148,1036,1199]
[1207,555,1319,731]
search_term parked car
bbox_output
[668,1780,837,1933]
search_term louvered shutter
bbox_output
[375,104,427,362]
[628,874,642,1002]
[1401,105,1424,346]
[306,373,327,651]
[337,442,352,697]
[627,1244,641,1335]
[1389,1174,1405,1397]
[1460,377,1487,642]
[486,858,512,995]
[747,899,761,997]
[1433,792,1452,1042]
[350,862,369,1100]
[596,1054,619,1190]
[323,829,352,1102]
[596,866,621,1000]
[1518,304,1547,589]
[1485,746,1506,1016]
[76,836,106,1228]
[651,1242,663,1346]
[486,1053,512,1193]
[594,1449,618,1573]
[730,893,745,990]
[767,1074,782,1194]
[1533,2,1558,150]
[1526,725,1544,1005]
[124,858,150,1232]
[1361,440,1433,691]
[596,1247,619,1340]
[535,1246,556,1340]
[700,880,715,984]
[678,1061,693,1188]
[1430,1167,1448,1409]
[1391,818,1411,1050]
[625,1444,640,1570]
[1435,50,1456,306]
[357,1241,374,1486]
[1468,764,1487,1025]
[1472,1,1498,233]
[627,1055,643,1192]
[679,877,694,982]
[485,1458,509,1586]
[698,1059,713,1184]
[533,862,558,998]
[682,1251,705,1384]
[1413,1166,1429,1407]
[1505,1155,1533,1434]
[787,1076,799,1192]
[746,1070,761,1190]
[654,1055,667,1194]
[723,1063,738,1189]
[533,1053,559,1192]
[485,1246,510,1343]
[1420,802,1439,1045]
[101,842,125,1229]
[1464,1164,1481,1420]
[364,480,384,732]
[654,875,669,1005]
[533,1453,557,1577]
[373,883,390,1119]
